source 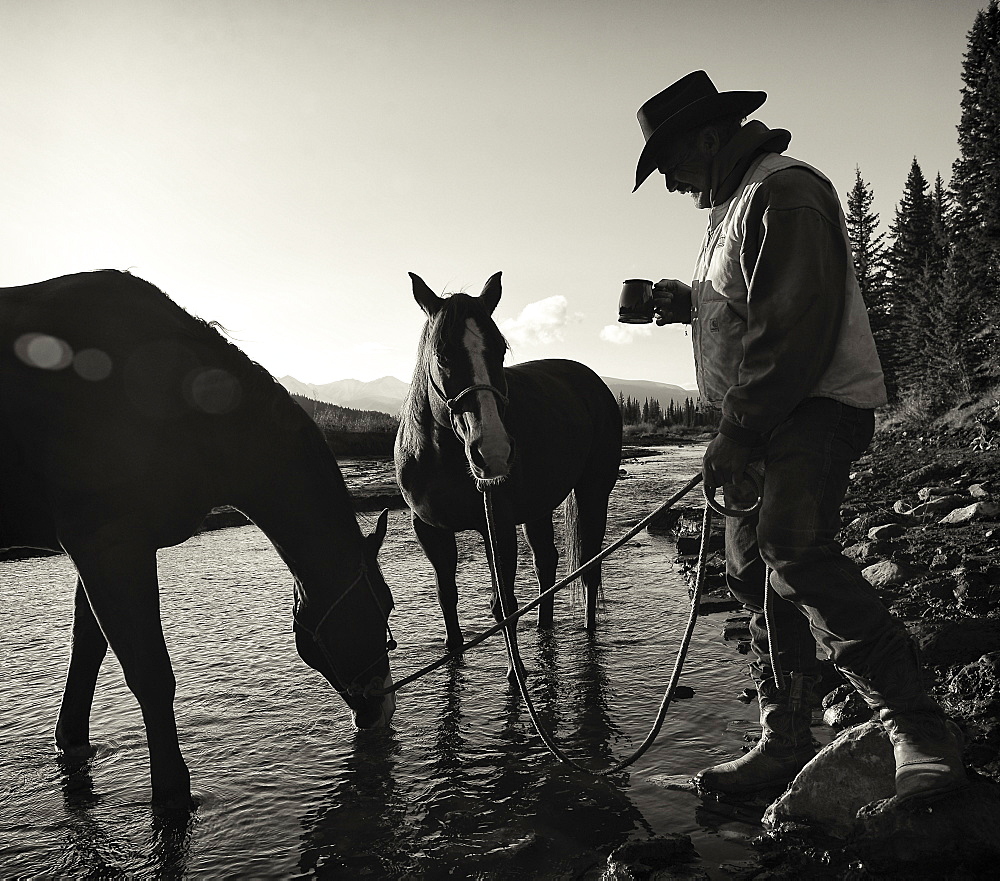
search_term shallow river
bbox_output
[0,443,770,879]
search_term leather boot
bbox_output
[695,675,818,794]
[838,637,968,805]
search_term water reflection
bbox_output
[53,757,194,879]
[296,728,404,878]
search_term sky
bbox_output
[0,0,986,388]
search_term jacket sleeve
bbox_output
[718,168,848,445]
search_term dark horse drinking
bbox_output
[394,272,622,679]
[0,270,396,808]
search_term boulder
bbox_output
[907,617,1000,668]
[853,778,1000,869]
[606,834,700,878]
[762,722,895,839]
[867,522,907,541]
[821,689,872,730]
[908,494,970,516]
[862,560,909,588]
[940,500,1000,525]
[949,652,1000,709]
[844,541,880,566]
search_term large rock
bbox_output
[940,500,1000,525]
[762,722,895,839]
[907,494,969,516]
[867,522,907,541]
[862,560,910,588]
[907,617,1000,667]
[853,778,1000,869]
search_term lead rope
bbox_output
[483,475,762,775]
[368,474,706,698]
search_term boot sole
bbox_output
[894,779,970,808]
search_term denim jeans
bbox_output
[723,397,908,686]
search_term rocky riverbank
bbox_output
[635,430,1000,879]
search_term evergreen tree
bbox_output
[949,0,1000,387]
[845,167,893,397]
[846,166,888,307]
[886,157,936,399]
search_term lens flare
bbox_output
[14,333,73,370]
[72,348,113,381]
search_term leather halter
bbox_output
[293,564,395,698]
[427,372,509,413]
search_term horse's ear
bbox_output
[409,272,443,317]
[479,272,502,315]
[366,508,389,556]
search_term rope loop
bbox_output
[481,480,715,775]
[703,469,763,518]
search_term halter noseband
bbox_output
[428,374,509,414]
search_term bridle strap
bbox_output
[294,564,394,697]
[446,383,509,410]
[427,373,508,414]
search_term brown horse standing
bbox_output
[0,270,396,808]
[394,272,622,678]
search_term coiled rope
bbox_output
[482,473,761,775]
[369,467,762,775]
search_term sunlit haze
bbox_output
[0,0,982,388]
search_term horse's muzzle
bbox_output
[350,673,396,729]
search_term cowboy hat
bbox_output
[633,70,766,192]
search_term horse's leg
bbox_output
[412,513,464,654]
[571,486,612,631]
[70,544,192,809]
[522,515,557,630]
[482,496,525,683]
[55,577,109,757]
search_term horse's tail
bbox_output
[563,489,603,621]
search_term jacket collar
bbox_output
[703,121,792,208]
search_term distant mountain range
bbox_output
[278,375,411,415]
[278,373,697,417]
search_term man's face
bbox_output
[657,131,713,204]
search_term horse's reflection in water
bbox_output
[296,728,404,878]
[296,637,654,877]
[55,756,194,879]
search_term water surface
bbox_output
[0,443,768,878]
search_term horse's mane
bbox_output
[113,272,361,534]
[111,271,305,424]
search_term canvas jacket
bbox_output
[674,123,887,445]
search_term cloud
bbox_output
[599,323,654,344]
[499,296,581,346]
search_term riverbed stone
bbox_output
[867,522,907,541]
[862,560,909,588]
[606,834,700,878]
[762,721,895,839]
[940,500,1000,525]
[821,689,872,730]
[908,494,970,516]
[722,615,751,642]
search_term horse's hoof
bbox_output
[56,741,97,760]
[151,789,197,816]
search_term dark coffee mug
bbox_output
[618,278,654,324]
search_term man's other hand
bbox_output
[702,433,752,495]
